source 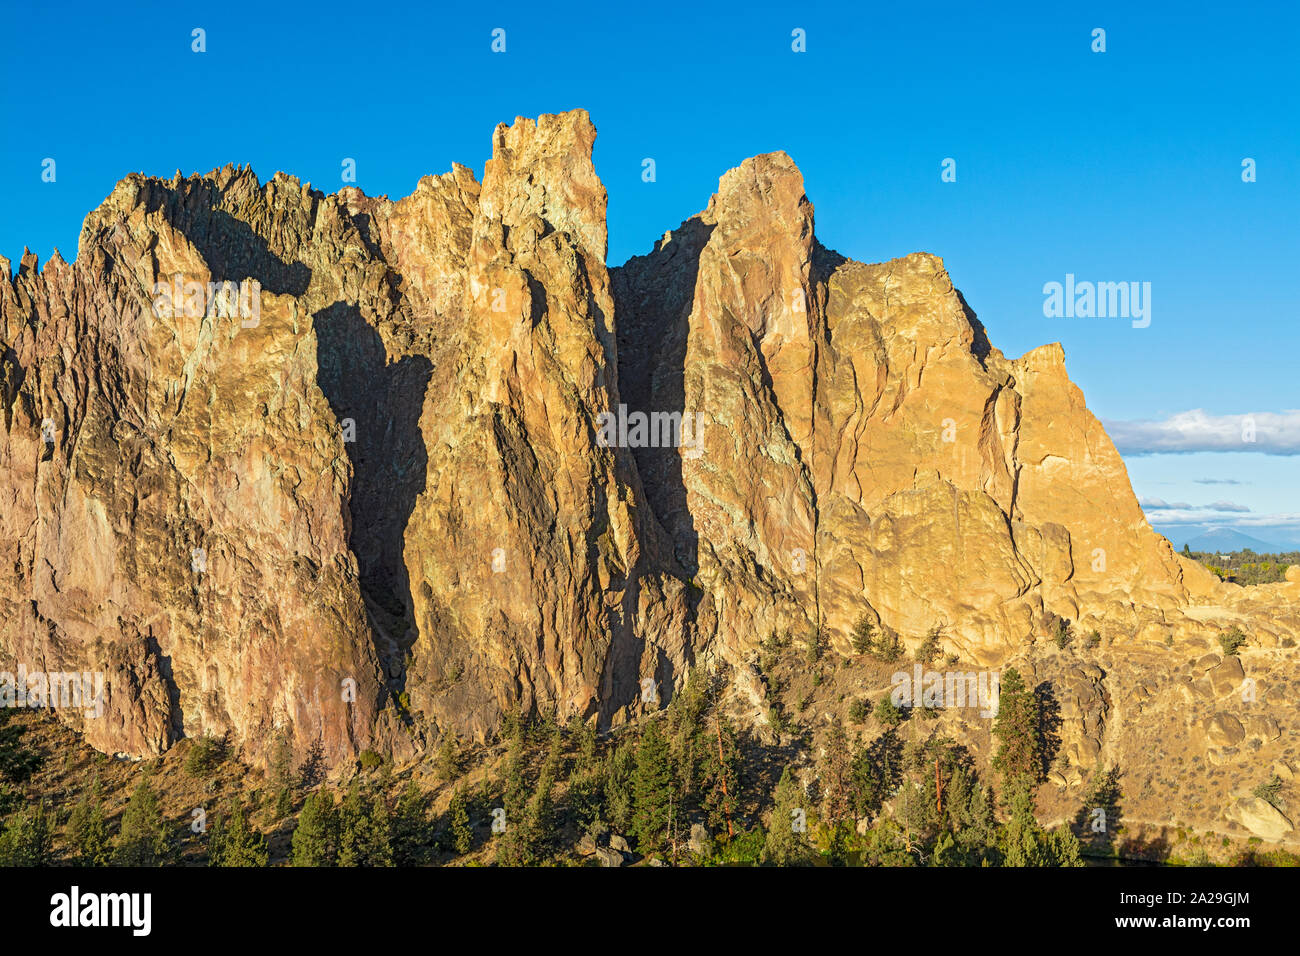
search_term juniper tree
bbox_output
[447,786,473,855]
[875,695,906,727]
[269,730,295,819]
[391,781,431,865]
[603,736,637,834]
[521,755,558,863]
[1002,781,1082,866]
[337,779,392,867]
[114,777,171,865]
[876,627,904,662]
[0,801,52,866]
[66,783,112,866]
[762,766,812,865]
[291,790,338,866]
[631,720,674,853]
[434,733,463,784]
[208,799,269,867]
[495,730,531,865]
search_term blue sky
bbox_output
[3,1,1296,547]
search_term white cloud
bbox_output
[1104,409,1300,455]
[1205,500,1250,513]
[1140,508,1300,528]
[1139,496,1192,509]
[1138,497,1251,514]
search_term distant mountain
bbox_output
[1185,527,1280,553]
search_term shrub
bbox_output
[358,750,384,772]
[874,696,906,727]
[1218,627,1247,657]
[1252,775,1284,808]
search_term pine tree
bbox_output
[992,667,1040,786]
[874,695,906,727]
[114,778,170,865]
[522,756,558,863]
[0,707,42,785]
[697,716,741,836]
[434,733,462,784]
[208,800,269,866]
[567,718,604,835]
[269,730,295,820]
[0,801,52,866]
[1001,780,1051,866]
[66,783,112,866]
[603,736,637,834]
[944,768,1000,865]
[291,790,338,866]
[820,717,853,829]
[631,721,674,854]
[874,626,904,662]
[447,786,472,855]
[569,717,598,770]
[665,670,709,802]
[848,740,881,821]
[298,736,326,789]
[1048,823,1084,866]
[915,625,944,663]
[762,766,812,865]
[392,781,430,865]
[337,780,392,866]
[851,615,876,655]
[495,730,531,865]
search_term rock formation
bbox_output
[2,107,1296,847]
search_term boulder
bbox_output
[1225,797,1294,842]
[1204,713,1246,748]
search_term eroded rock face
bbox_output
[0,109,1294,772]
[611,150,1278,669]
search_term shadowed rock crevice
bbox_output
[611,218,714,577]
[313,302,432,693]
[153,184,312,296]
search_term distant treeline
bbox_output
[1184,548,1298,586]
